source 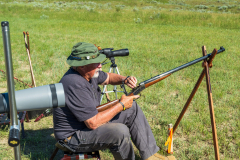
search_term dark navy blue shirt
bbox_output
[53,68,107,140]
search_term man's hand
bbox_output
[124,76,137,89]
[85,94,139,130]
[119,94,140,110]
[102,73,138,88]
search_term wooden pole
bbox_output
[172,46,220,160]
[23,31,36,87]
[202,46,220,160]
[26,31,30,55]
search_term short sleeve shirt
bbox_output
[53,68,108,140]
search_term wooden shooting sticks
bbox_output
[172,46,220,160]
[23,31,36,88]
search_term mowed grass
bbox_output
[0,0,239,159]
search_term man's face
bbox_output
[83,63,102,79]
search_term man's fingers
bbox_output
[127,83,135,88]
[121,94,140,101]
[128,95,140,100]
[132,95,140,99]
[126,76,137,88]
[131,77,137,84]
[129,77,137,84]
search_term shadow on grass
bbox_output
[20,128,142,160]
[20,128,63,160]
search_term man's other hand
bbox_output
[125,76,137,89]
[119,94,140,110]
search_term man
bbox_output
[53,42,175,160]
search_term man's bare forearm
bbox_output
[109,73,127,85]
[102,73,137,89]
[84,102,123,130]
[102,73,126,85]
[84,94,139,130]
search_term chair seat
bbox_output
[62,151,100,160]
[50,141,101,160]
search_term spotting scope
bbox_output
[1,21,65,154]
[99,48,129,58]
[0,83,65,114]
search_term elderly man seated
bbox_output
[53,42,176,160]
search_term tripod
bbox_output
[172,46,220,159]
[100,57,127,104]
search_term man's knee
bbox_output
[100,123,130,143]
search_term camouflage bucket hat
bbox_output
[66,42,106,66]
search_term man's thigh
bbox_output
[68,123,131,152]
[110,101,139,126]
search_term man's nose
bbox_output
[98,63,102,68]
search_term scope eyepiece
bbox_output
[99,48,129,58]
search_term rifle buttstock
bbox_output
[97,99,119,112]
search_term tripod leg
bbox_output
[105,88,111,102]
[100,61,125,104]
[115,66,121,75]
[100,67,112,104]
[112,67,118,99]
[100,84,108,103]
[113,66,126,97]
[116,67,128,95]
[202,46,220,160]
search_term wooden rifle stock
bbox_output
[97,99,119,112]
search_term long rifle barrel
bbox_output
[140,47,225,85]
[97,46,225,112]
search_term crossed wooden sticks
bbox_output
[23,31,36,88]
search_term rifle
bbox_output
[97,47,225,112]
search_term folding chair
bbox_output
[50,140,101,160]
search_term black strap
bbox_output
[119,101,125,111]
[0,94,5,113]
[122,76,130,85]
[49,84,58,108]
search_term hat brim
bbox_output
[66,53,106,67]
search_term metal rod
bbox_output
[141,47,225,85]
[1,21,21,160]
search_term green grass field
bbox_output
[0,0,239,159]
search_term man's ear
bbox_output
[77,66,86,72]
[72,66,77,70]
